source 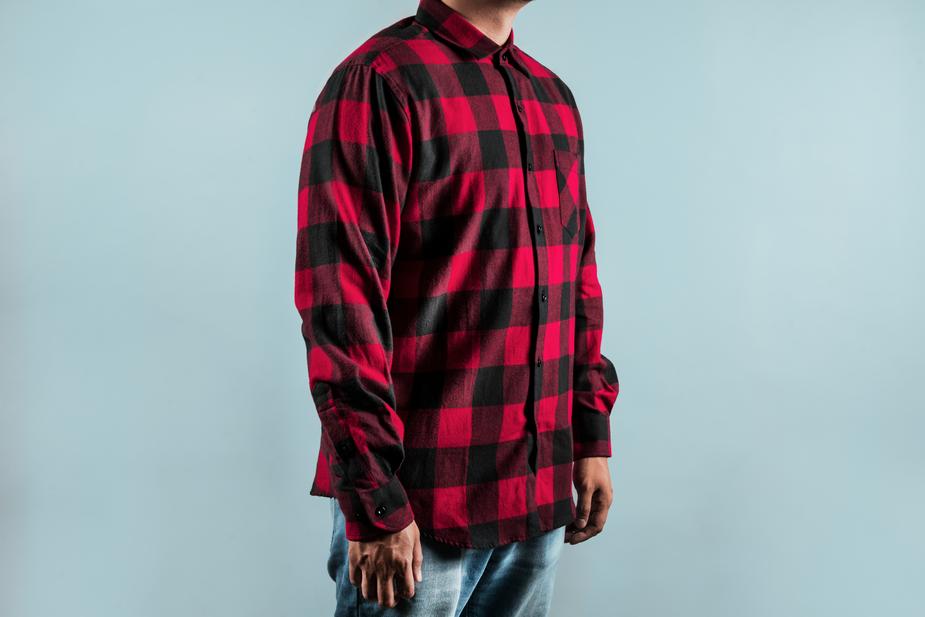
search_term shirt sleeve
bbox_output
[571,105,620,459]
[295,61,415,540]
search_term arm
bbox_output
[295,61,415,542]
[571,106,620,460]
[566,103,620,545]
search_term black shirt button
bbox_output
[516,103,524,112]
[375,505,387,517]
[536,224,543,234]
[541,291,547,302]
[527,162,533,171]
[501,52,509,62]
[536,359,542,367]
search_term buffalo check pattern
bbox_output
[295,0,619,548]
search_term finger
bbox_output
[568,523,604,544]
[347,548,357,586]
[568,495,604,544]
[401,559,416,598]
[413,536,424,582]
[588,491,610,531]
[378,572,395,608]
[567,522,601,544]
[574,485,593,529]
[361,569,376,602]
[348,558,361,587]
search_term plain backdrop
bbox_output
[3,1,924,616]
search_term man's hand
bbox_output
[565,456,613,544]
[348,520,424,608]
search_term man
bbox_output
[294,0,620,614]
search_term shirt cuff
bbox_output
[333,473,415,541]
[572,406,612,459]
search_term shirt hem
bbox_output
[417,520,570,549]
[312,488,571,549]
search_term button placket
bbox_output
[498,47,547,429]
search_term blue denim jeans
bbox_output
[326,498,565,616]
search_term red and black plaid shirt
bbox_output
[295,0,619,548]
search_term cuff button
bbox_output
[374,505,387,517]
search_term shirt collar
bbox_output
[414,0,516,60]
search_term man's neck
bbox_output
[442,0,528,46]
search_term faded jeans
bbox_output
[326,497,565,616]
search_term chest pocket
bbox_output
[553,147,580,238]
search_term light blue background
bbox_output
[3,1,924,615]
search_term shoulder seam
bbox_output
[339,24,424,124]
[338,59,412,125]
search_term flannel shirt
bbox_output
[295,0,619,548]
